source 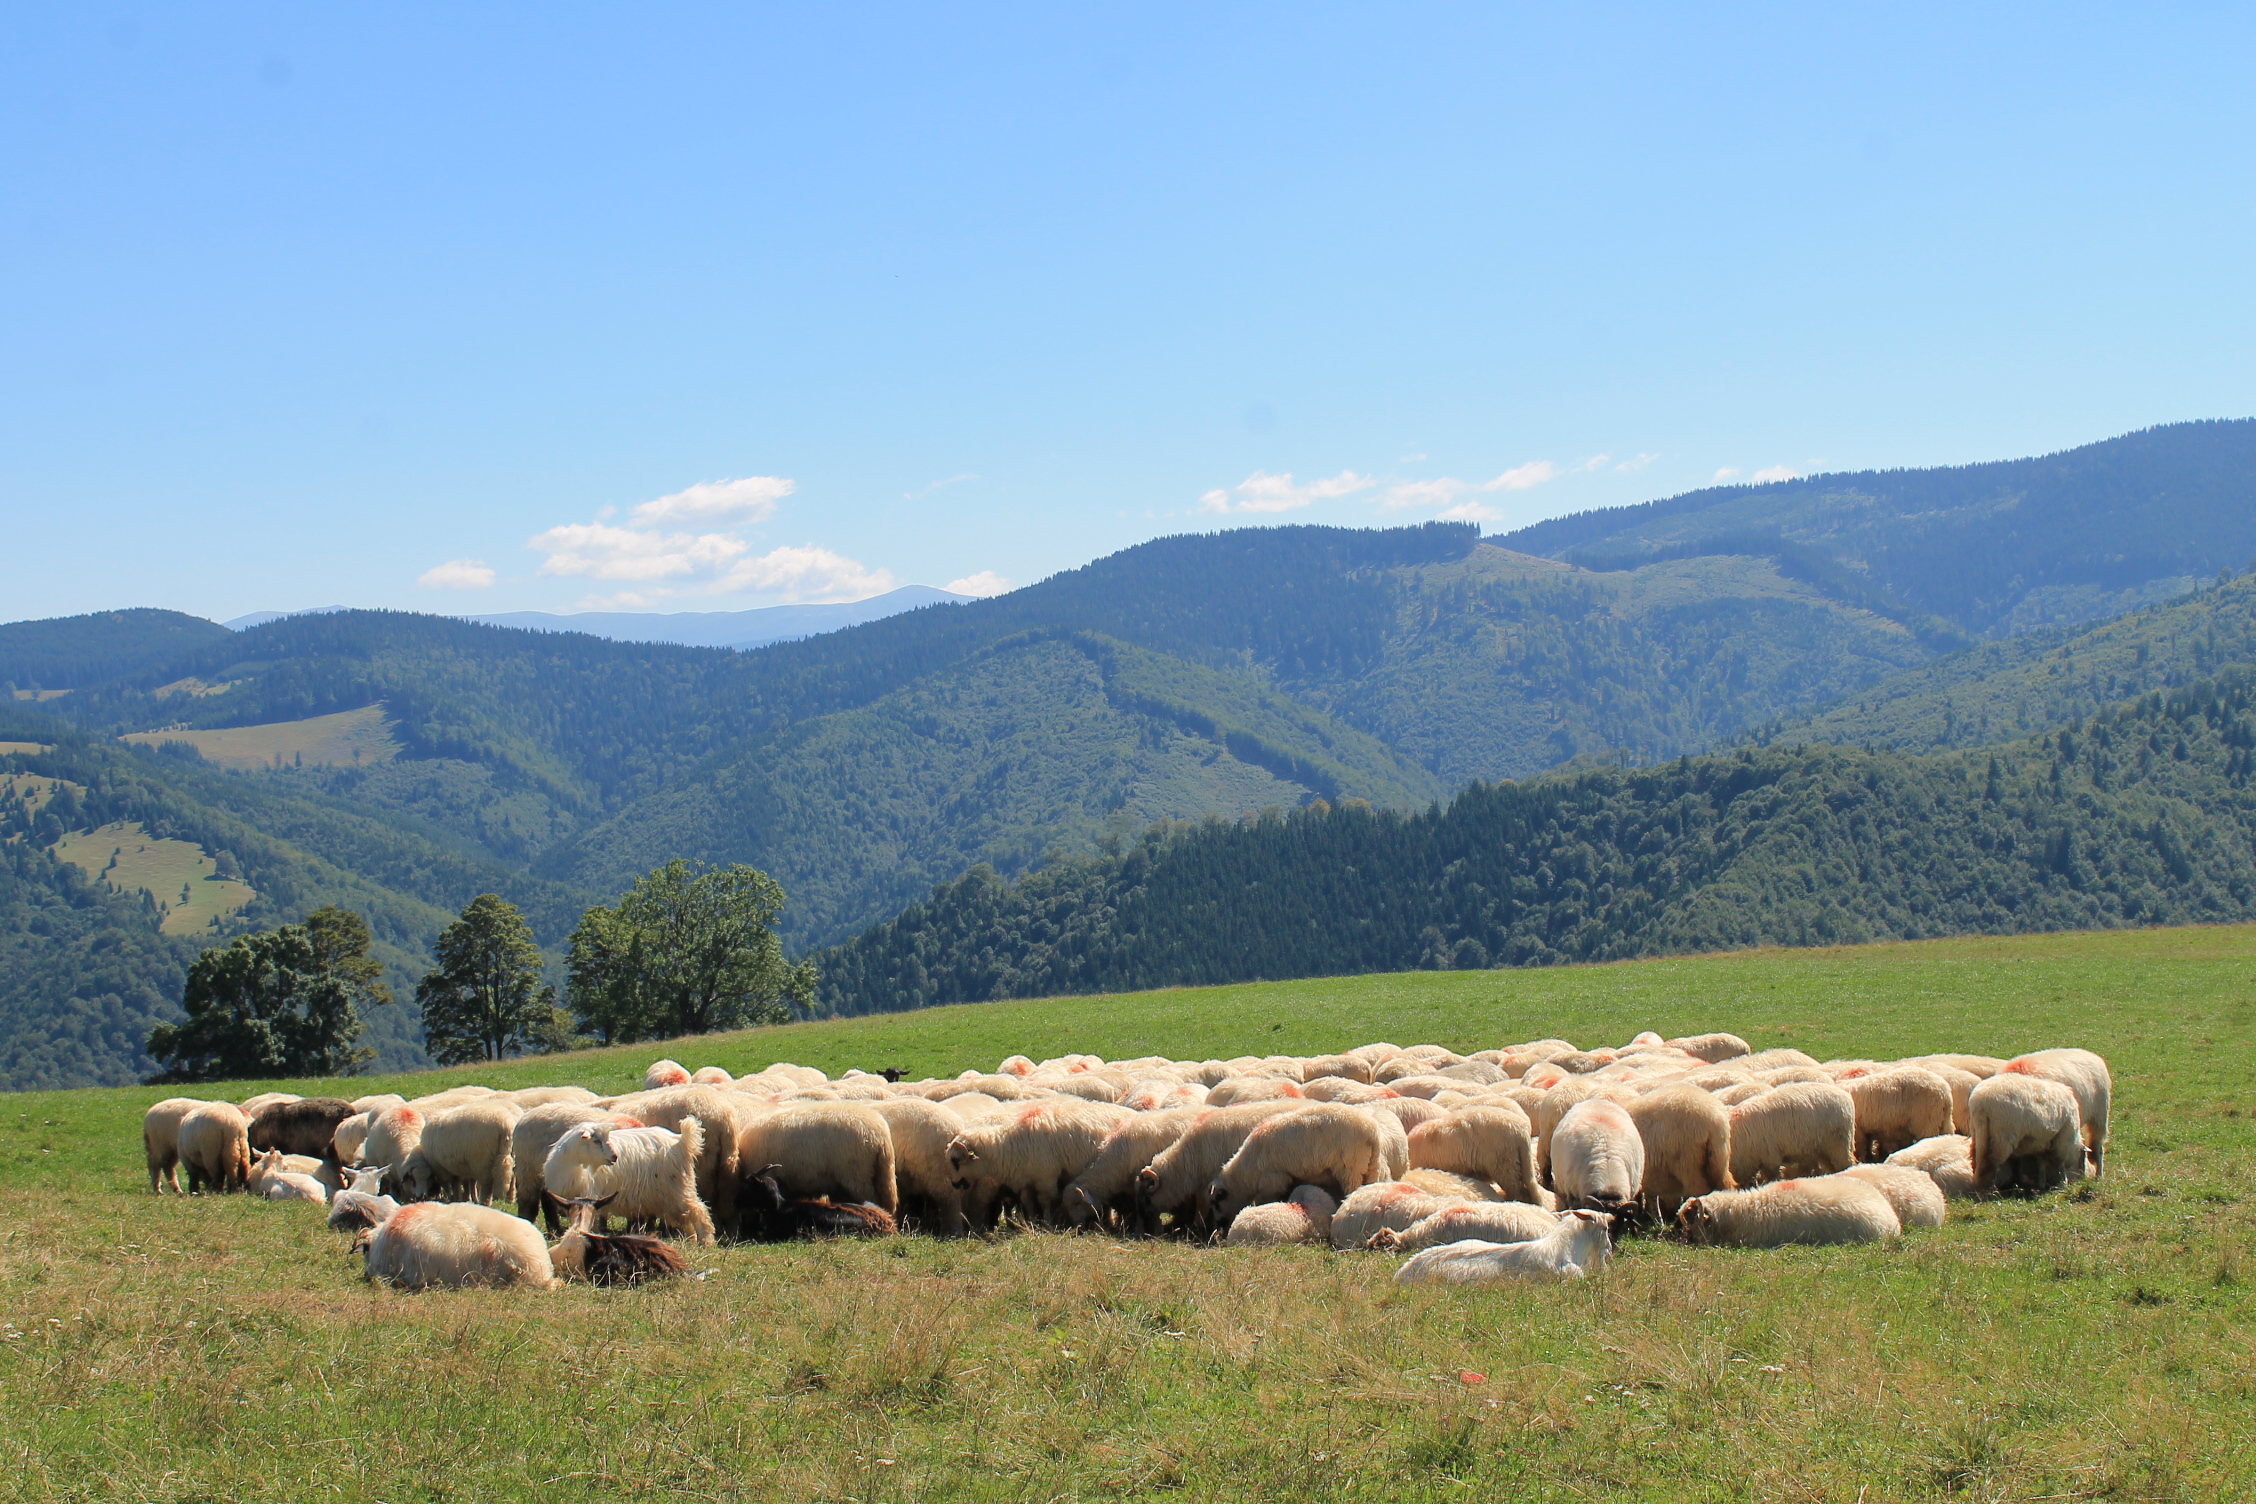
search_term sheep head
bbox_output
[1676,1197,1717,1245]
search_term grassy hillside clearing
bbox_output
[0,742,50,757]
[0,772,78,813]
[49,820,255,936]
[120,704,402,772]
[3,925,2252,1502]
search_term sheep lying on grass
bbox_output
[1225,1185,1338,1246]
[1365,1200,1559,1252]
[1678,1177,1901,1247]
[358,1202,556,1290]
[1885,1134,1977,1200]
[1392,1210,1614,1284]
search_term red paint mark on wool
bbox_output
[611,1116,643,1128]
[2002,1060,2036,1076]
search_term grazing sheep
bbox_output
[358,1202,557,1290]
[690,1066,734,1087]
[399,1098,523,1206]
[332,1111,372,1166]
[1921,1065,1981,1136]
[178,1102,252,1194]
[1298,1077,1397,1105]
[1366,1200,1559,1252]
[143,1097,206,1193]
[735,1103,899,1216]
[1358,1103,1411,1179]
[947,1100,1134,1224]
[607,1086,742,1220]
[1407,1105,1540,1204]
[1034,1074,1125,1104]
[1122,1080,1207,1112]
[545,1119,716,1244]
[1728,1082,1856,1186]
[405,1086,498,1114]
[237,1092,302,1118]
[1303,1054,1374,1085]
[1401,1168,1507,1202]
[1885,1135,1978,1200]
[513,1105,644,1230]
[1363,1096,1449,1135]
[1968,1075,2085,1196]
[506,1086,600,1109]
[1716,1082,1769,1107]
[1908,1053,2006,1080]
[2001,1048,2112,1176]
[1741,1048,1820,1071]
[1754,1066,1836,1087]
[938,1092,1005,1120]
[643,1059,692,1090]
[1841,1068,1956,1161]
[1628,1086,1735,1216]
[1225,1185,1339,1247]
[360,1105,427,1196]
[868,1096,979,1235]
[248,1097,357,1167]
[737,1169,899,1240]
[1064,1109,1199,1234]
[1207,1103,1387,1223]
[350,1093,407,1116]
[1392,1210,1614,1285]
[1533,1077,1624,1184]
[1679,1177,1900,1247]
[1206,1076,1304,1107]
[1835,1165,1947,1229]
[1136,1101,1303,1234]
[1549,1099,1646,1215]
[1667,1032,1752,1063]
[1329,1182,1468,1249]
[549,1195,693,1283]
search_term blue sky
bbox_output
[4,5,2253,623]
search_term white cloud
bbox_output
[530,521,749,582]
[1713,466,1743,483]
[631,476,795,526]
[418,558,496,589]
[1383,455,1607,513]
[1200,469,1374,515]
[716,545,896,602]
[1615,453,1659,472]
[947,570,1012,597]
[1751,465,1801,484]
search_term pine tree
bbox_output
[415,893,550,1065]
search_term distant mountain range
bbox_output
[8,418,2256,1088]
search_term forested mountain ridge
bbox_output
[1499,419,2256,638]
[813,670,2256,1014]
[13,420,2256,1086]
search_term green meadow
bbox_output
[2,924,2252,1502]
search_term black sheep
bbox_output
[248,1097,358,1164]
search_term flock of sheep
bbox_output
[138,1032,2113,1290]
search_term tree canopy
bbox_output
[415,893,550,1064]
[145,904,391,1082]
[566,860,814,1042]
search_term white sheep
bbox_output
[247,1149,330,1203]
[350,1093,407,1115]
[1678,1177,1900,1247]
[1834,1165,1946,1229]
[512,1105,644,1228]
[1968,1074,2084,1196]
[237,1091,301,1118]
[142,1097,207,1193]
[1224,1185,1339,1246]
[1365,1200,1559,1252]
[1666,1032,1752,1063]
[1885,1134,1978,1200]
[642,1059,692,1090]
[736,1102,899,1215]
[399,1098,523,1205]
[1548,1098,1646,1215]
[1406,1104,1540,1204]
[1627,1086,1735,1216]
[331,1111,372,1166]
[1064,1108,1199,1233]
[1391,1209,1614,1285]
[1206,1076,1305,1107]
[505,1086,601,1109]
[947,1100,1133,1223]
[1728,1082,1856,1186]
[545,1119,715,1244]
[1207,1103,1387,1223]
[690,1066,735,1086]
[358,1201,557,1290]
[604,1086,742,1218]
[1135,1101,1302,1233]
[177,1102,252,1194]
[863,1096,978,1235]
[359,1104,427,1196]
[1841,1068,1956,1161]
[1328,1181,1471,1249]
[2000,1048,2112,1176]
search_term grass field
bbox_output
[0,771,79,814]
[2,925,2252,1502]
[0,742,52,756]
[48,819,256,936]
[119,703,403,772]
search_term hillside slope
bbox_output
[1498,418,2256,638]
[815,670,2256,1013]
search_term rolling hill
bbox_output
[12,419,2256,1086]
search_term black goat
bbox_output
[546,1193,692,1286]
[737,1166,898,1241]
